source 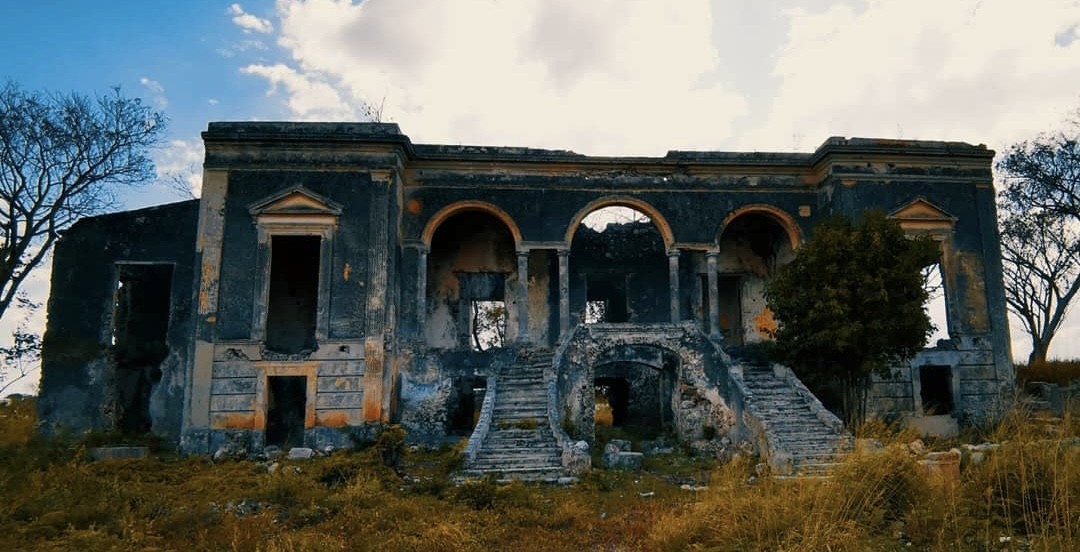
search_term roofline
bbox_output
[201,122,995,166]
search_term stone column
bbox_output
[516,249,530,342]
[416,245,428,339]
[706,251,721,339]
[668,249,681,323]
[363,171,393,421]
[558,249,570,339]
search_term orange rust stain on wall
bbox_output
[343,262,351,281]
[407,198,423,214]
[959,253,989,332]
[754,307,778,336]
[317,411,349,427]
[363,400,381,421]
[212,413,255,429]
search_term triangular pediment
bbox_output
[888,197,957,223]
[248,186,342,217]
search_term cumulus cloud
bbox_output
[154,139,205,198]
[741,0,1080,151]
[241,0,748,155]
[229,3,274,34]
[139,76,168,108]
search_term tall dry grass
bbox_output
[2,396,1079,551]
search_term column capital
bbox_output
[667,248,681,258]
[516,248,530,258]
[557,248,571,258]
[705,250,720,259]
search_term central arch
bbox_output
[553,323,735,446]
[593,344,679,436]
[565,196,675,249]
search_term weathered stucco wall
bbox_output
[37,124,1012,453]
[38,200,199,441]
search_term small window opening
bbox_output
[586,275,628,323]
[595,377,629,427]
[448,376,487,435]
[585,300,608,324]
[266,235,321,354]
[111,264,173,434]
[923,262,950,346]
[266,376,307,448]
[919,365,954,415]
[470,300,506,351]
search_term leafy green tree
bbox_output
[765,209,940,426]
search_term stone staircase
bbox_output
[461,349,566,481]
[741,365,853,476]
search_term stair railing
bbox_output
[462,373,498,467]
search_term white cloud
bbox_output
[139,76,168,108]
[154,139,205,198]
[208,98,220,105]
[241,0,748,155]
[742,0,1080,151]
[229,3,274,34]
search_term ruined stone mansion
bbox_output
[37,122,1014,476]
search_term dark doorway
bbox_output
[266,376,307,448]
[266,235,321,354]
[112,263,173,434]
[717,275,742,345]
[595,377,629,427]
[920,365,954,415]
[448,376,487,435]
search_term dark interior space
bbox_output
[920,365,954,415]
[266,375,307,448]
[448,376,487,435]
[716,275,742,345]
[595,376,629,427]
[427,211,516,350]
[266,235,321,354]
[571,208,667,324]
[586,274,628,323]
[112,263,173,434]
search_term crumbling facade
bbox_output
[37,123,1013,472]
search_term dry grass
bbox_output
[1017,358,1080,387]
[2,396,1079,551]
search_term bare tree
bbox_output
[0,81,166,324]
[997,121,1080,365]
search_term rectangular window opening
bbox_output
[586,274,628,323]
[585,300,608,324]
[923,262,951,347]
[919,365,954,415]
[111,263,173,434]
[266,376,307,448]
[266,235,321,354]
[470,300,506,351]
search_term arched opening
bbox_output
[569,205,669,325]
[426,210,518,349]
[715,210,797,345]
[592,345,677,441]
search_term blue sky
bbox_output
[2,0,1080,394]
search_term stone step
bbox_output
[459,466,566,482]
[483,438,558,449]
